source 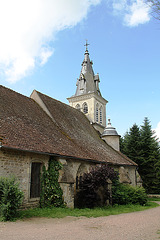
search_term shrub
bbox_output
[40,157,64,208]
[0,177,23,221]
[76,164,118,208]
[112,181,147,205]
[77,164,147,208]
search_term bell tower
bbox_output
[67,41,108,134]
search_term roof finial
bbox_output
[108,118,112,126]
[84,39,90,51]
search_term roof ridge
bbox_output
[36,90,87,115]
[0,85,31,101]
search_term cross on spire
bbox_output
[84,40,90,51]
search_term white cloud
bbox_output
[124,0,150,26]
[108,0,151,27]
[39,48,54,66]
[153,122,160,142]
[0,0,101,83]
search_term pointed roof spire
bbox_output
[73,41,102,96]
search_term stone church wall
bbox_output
[0,149,49,207]
[58,158,96,208]
[0,149,138,209]
[0,149,95,208]
[114,165,137,186]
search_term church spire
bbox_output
[74,41,101,96]
[67,42,108,133]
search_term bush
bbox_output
[76,164,118,208]
[76,164,147,208]
[112,181,147,205]
[0,177,23,221]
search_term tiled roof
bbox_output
[0,85,136,166]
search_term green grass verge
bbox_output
[17,201,159,220]
[148,197,160,201]
[0,201,159,222]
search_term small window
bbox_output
[76,104,80,111]
[96,104,99,122]
[30,162,42,198]
[100,106,102,124]
[83,102,88,114]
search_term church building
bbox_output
[0,43,139,208]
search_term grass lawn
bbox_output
[0,199,159,222]
[17,201,160,220]
[148,197,160,201]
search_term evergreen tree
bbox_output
[120,131,129,155]
[121,117,160,193]
[140,117,160,193]
[121,124,141,164]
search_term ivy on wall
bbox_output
[40,157,63,208]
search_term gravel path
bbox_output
[1,203,160,240]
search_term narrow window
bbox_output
[83,102,88,114]
[100,106,102,124]
[96,103,99,122]
[30,162,42,198]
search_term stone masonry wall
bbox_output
[0,149,49,206]
[0,148,138,209]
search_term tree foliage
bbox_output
[40,157,63,208]
[146,0,160,20]
[121,124,142,163]
[121,117,160,193]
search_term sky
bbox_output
[0,0,160,140]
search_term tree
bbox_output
[140,117,160,193]
[146,0,160,20]
[120,131,129,155]
[121,124,142,164]
[121,117,160,193]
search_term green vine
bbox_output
[40,157,63,208]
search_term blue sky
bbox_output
[0,0,160,139]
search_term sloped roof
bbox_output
[0,85,136,166]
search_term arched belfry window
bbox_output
[96,103,99,122]
[100,106,103,124]
[83,102,88,114]
[76,104,81,111]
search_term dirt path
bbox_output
[1,203,160,240]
